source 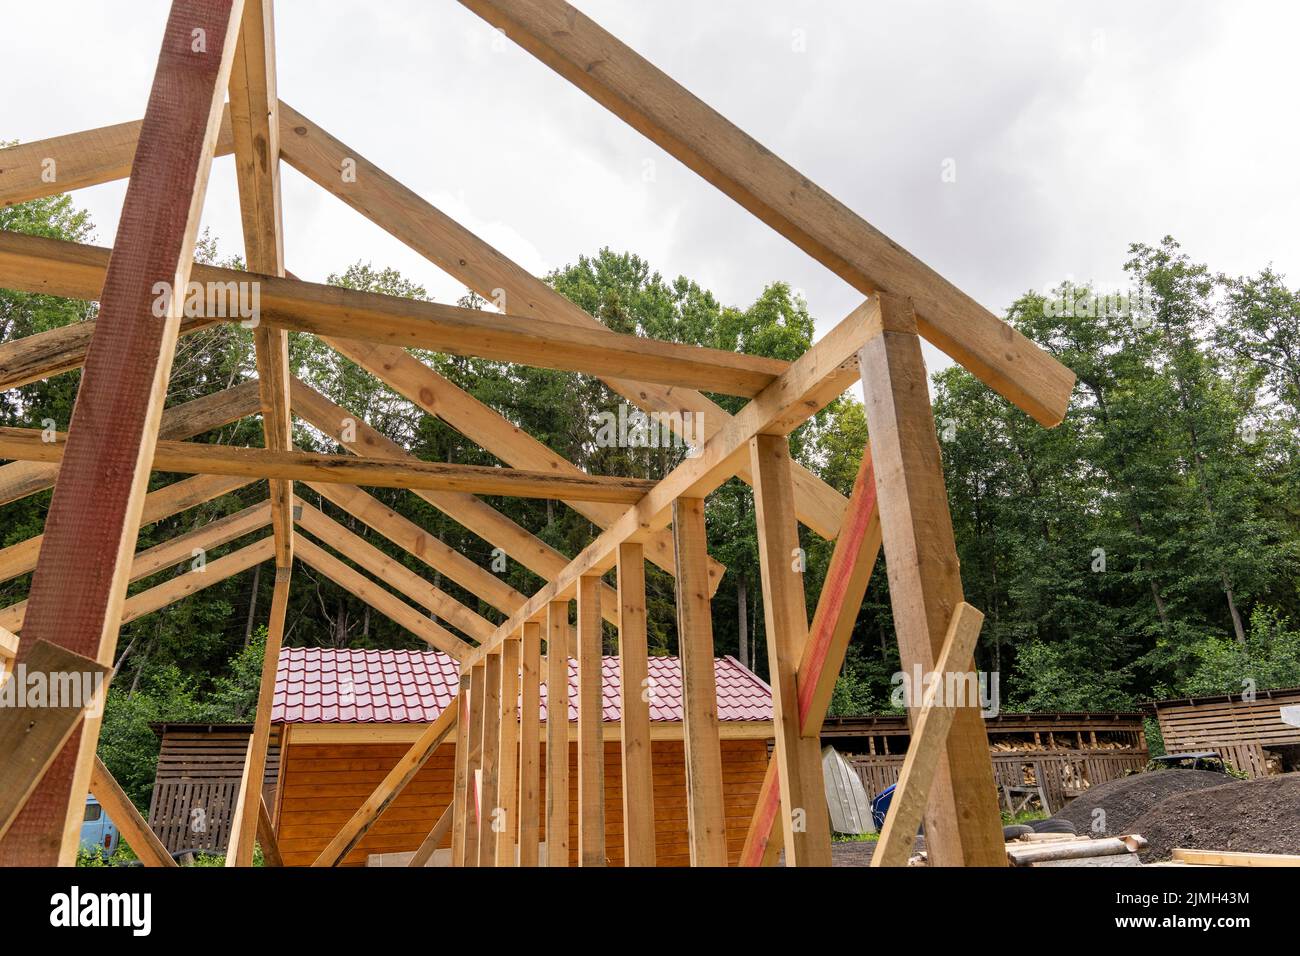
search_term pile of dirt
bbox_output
[1131,773,1300,861]
[1052,769,1230,837]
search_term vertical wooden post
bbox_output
[228,565,290,865]
[461,663,485,867]
[576,574,605,866]
[749,433,833,865]
[672,497,728,866]
[857,294,1005,867]
[495,633,521,866]
[477,652,502,866]
[0,0,245,866]
[544,600,570,866]
[450,684,470,866]
[518,619,542,866]
[616,541,656,866]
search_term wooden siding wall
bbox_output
[1155,693,1300,779]
[275,735,768,866]
[146,727,280,854]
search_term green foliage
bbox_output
[1181,607,1300,698]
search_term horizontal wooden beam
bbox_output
[0,231,790,397]
[459,0,1075,427]
[461,296,878,667]
[0,427,656,502]
[0,380,260,506]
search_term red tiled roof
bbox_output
[272,647,772,724]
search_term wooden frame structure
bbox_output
[0,0,1074,868]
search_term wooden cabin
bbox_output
[146,723,281,855]
[269,648,774,866]
[1148,687,1300,778]
[825,712,1149,813]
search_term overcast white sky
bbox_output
[4,1,1299,360]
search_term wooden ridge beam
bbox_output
[0,380,260,507]
[461,296,878,668]
[0,0,245,866]
[290,377,621,625]
[0,500,272,634]
[294,498,494,643]
[275,101,849,539]
[311,702,458,867]
[457,0,1075,427]
[0,473,253,586]
[293,535,471,659]
[325,337,724,594]
[0,232,790,398]
[89,757,176,867]
[872,602,984,868]
[0,426,658,503]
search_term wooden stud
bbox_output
[873,603,985,867]
[256,795,283,866]
[89,757,177,867]
[749,433,832,866]
[672,497,728,866]
[857,294,1004,867]
[227,562,290,866]
[576,574,605,866]
[449,687,470,867]
[461,665,485,867]
[477,652,502,867]
[739,445,880,866]
[517,620,542,867]
[0,0,244,867]
[310,702,457,866]
[495,634,521,866]
[616,542,656,866]
[544,600,570,867]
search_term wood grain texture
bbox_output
[90,757,177,867]
[576,575,605,866]
[748,434,832,866]
[277,101,848,539]
[544,600,570,866]
[517,620,542,866]
[0,0,245,866]
[857,295,1004,867]
[616,542,656,866]
[457,0,1074,427]
[672,497,728,866]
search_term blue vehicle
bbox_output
[79,794,119,859]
